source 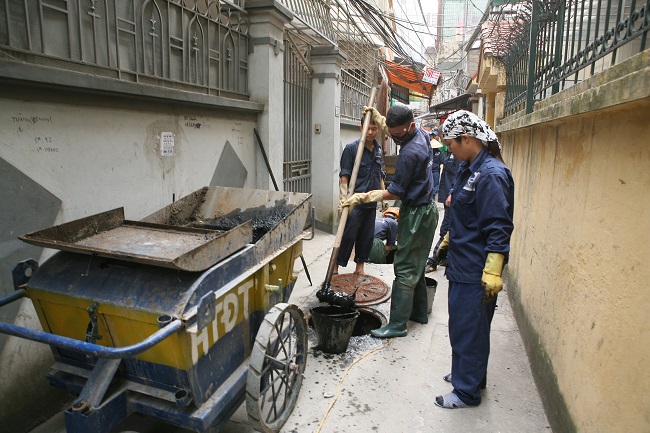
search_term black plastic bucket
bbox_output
[311,306,359,354]
[424,277,438,314]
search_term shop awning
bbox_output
[429,93,472,117]
[383,61,436,98]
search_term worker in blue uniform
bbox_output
[340,104,438,337]
[369,207,399,264]
[433,110,515,409]
[426,146,461,272]
[333,119,383,276]
[430,130,445,199]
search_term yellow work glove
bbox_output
[482,252,505,303]
[361,106,390,137]
[435,232,450,261]
[339,182,349,208]
[339,190,384,212]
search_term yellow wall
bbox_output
[497,50,650,433]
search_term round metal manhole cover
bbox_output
[330,273,390,306]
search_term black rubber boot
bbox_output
[371,282,413,338]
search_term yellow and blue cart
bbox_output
[0,187,311,433]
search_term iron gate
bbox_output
[283,39,312,193]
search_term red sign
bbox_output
[422,68,442,85]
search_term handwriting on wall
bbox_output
[11,115,52,125]
[182,115,245,146]
[184,115,211,130]
[12,113,60,153]
[233,121,244,146]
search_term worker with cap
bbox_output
[369,207,399,264]
[432,110,514,409]
[340,104,438,338]
[430,130,445,200]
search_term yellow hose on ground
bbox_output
[315,338,396,433]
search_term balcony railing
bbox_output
[280,0,337,44]
[0,0,250,98]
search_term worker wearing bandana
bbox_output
[340,104,438,338]
[434,110,515,409]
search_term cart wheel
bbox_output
[246,303,307,433]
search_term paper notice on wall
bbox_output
[160,132,174,156]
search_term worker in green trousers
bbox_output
[340,104,438,337]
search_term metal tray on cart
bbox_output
[18,207,252,272]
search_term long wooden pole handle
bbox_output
[323,86,379,286]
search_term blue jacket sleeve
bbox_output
[340,143,356,178]
[475,171,514,259]
[386,219,398,246]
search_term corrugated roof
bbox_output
[383,61,436,98]
[428,93,472,118]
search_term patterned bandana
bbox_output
[441,110,501,150]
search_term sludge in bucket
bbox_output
[311,306,359,354]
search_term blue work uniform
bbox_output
[445,147,515,406]
[387,128,438,321]
[369,217,399,264]
[432,153,461,256]
[374,217,398,246]
[438,153,460,205]
[387,129,434,206]
[431,147,444,197]
[337,139,383,267]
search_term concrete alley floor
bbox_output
[30,205,551,433]
[275,225,551,433]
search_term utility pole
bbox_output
[460,0,468,73]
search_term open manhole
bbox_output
[352,307,386,336]
[330,274,390,306]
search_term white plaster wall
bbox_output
[0,96,258,428]
[247,7,289,191]
[310,54,344,233]
[1,99,256,221]
[340,122,362,152]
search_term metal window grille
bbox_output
[0,0,250,98]
[340,69,372,122]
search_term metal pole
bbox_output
[526,1,541,114]
[254,128,312,285]
[253,128,279,191]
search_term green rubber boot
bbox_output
[371,282,413,338]
[409,276,429,324]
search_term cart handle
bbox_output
[0,289,184,359]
